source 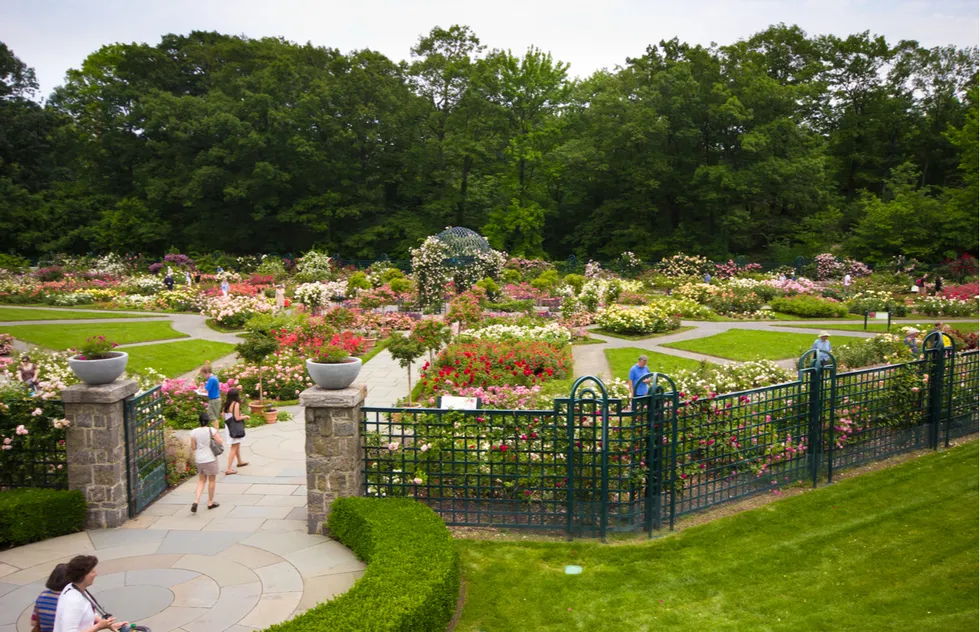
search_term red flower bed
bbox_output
[419,340,570,392]
[248,274,276,286]
[942,283,979,301]
[202,283,263,297]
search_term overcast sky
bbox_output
[4,0,978,98]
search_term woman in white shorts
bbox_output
[222,388,249,475]
[190,412,223,512]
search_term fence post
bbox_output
[300,384,367,535]
[798,351,832,487]
[923,332,947,450]
[61,379,138,529]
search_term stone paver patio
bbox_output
[0,413,364,632]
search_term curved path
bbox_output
[0,411,365,632]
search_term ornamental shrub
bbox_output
[914,296,978,317]
[0,489,86,548]
[420,340,570,393]
[846,291,908,317]
[595,305,680,335]
[770,295,848,318]
[833,334,914,370]
[347,272,371,296]
[263,497,458,632]
[563,274,585,294]
[387,277,413,294]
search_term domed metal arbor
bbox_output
[434,227,491,267]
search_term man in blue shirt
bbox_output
[811,332,832,366]
[201,364,221,425]
[628,354,651,398]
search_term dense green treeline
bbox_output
[0,25,977,262]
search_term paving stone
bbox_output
[0,581,45,625]
[90,571,126,591]
[173,554,258,588]
[227,506,293,520]
[254,495,306,508]
[126,568,200,587]
[243,484,299,496]
[157,531,249,556]
[170,575,221,608]
[238,591,302,629]
[202,518,268,533]
[258,520,307,533]
[218,544,285,570]
[182,581,261,632]
[97,554,184,575]
[147,515,212,531]
[91,584,175,621]
[88,528,167,550]
[0,564,16,579]
[283,541,365,578]
[240,531,329,556]
[86,543,163,562]
[255,561,304,594]
[119,514,161,529]
[296,571,364,612]
[142,504,185,517]
[285,507,308,521]
[0,583,18,598]
[138,606,209,632]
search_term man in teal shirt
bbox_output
[628,355,651,398]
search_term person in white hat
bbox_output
[811,331,832,366]
[902,328,920,355]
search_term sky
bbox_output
[4,0,979,98]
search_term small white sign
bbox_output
[869,311,890,320]
[440,396,479,410]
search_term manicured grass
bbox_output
[125,340,237,378]
[0,307,152,321]
[663,329,821,361]
[204,318,245,334]
[0,321,188,350]
[360,337,390,364]
[592,325,696,341]
[777,320,979,334]
[605,348,707,380]
[456,441,980,631]
[572,337,606,346]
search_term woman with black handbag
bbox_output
[222,388,249,475]
[190,412,223,513]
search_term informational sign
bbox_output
[439,396,480,410]
[868,312,890,320]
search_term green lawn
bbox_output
[0,307,153,321]
[605,348,707,381]
[592,325,696,341]
[456,441,979,631]
[777,321,979,335]
[663,329,823,361]
[126,340,237,377]
[0,321,188,349]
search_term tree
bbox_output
[387,333,425,405]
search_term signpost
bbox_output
[864,311,891,331]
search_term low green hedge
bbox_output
[770,295,848,318]
[0,488,86,548]
[265,497,459,632]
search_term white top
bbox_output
[53,585,96,632]
[191,426,217,464]
[843,274,851,286]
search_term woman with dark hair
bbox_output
[17,354,39,391]
[222,388,248,475]
[190,412,223,512]
[53,556,126,632]
[33,563,69,632]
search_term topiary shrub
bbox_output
[263,497,459,632]
[0,488,86,549]
[770,295,848,318]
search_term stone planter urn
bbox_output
[306,357,363,389]
[68,352,128,385]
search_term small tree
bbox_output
[235,332,280,404]
[412,319,451,363]
[387,333,425,405]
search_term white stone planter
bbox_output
[68,352,129,385]
[306,357,363,389]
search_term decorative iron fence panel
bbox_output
[361,340,978,539]
[0,399,67,489]
[124,386,167,516]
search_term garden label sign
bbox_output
[439,396,480,410]
[868,312,890,320]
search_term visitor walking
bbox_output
[220,279,230,296]
[17,354,39,391]
[934,276,943,296]
[33,564,69,632]
[627,354,651,399]
[222,389,249,475]
[190,412,222,512]
[184,270,192,286]
[275,284,285,310]
[199,363,221,425]
[811,332,832,366]
[902,328,920,356]
[843,273,851,295]
[53,555,127,632]
[163,272,174,291]
[704,272,712,284]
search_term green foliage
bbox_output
[563,274,586,294]
[664,329,822,361]
[125,340,236,378]
[833,334,914,370]
[347,272,371,295]
[387,333,425,369]
[530,269,559,290]
[310,344,350,364]
[475,277,500,300]
[502,268,521,284]
[387,277,412,294]
[0,321,186,351]
[770,295,849,318]
[244,311,306,336]
[264,497,459,632]
[485,299,534,314]
[0,489,86,548]
[235,332,279,365]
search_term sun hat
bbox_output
[819,331,830,337]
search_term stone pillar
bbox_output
[300,384,366,535]
[62,379,139,529]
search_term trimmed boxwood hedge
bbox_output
[770,295,849,318]
[0,488,86,549]
[265,497,459,632]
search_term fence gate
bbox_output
[124,386,167,516]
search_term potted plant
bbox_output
[263,403,278,424]
[387,333,425,405]
[306,344,363,389]
[234,331,280,413]
[68,336,128,385]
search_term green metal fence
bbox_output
[124,386,167,516]
[0,399,67,490]
[361,338,978,540]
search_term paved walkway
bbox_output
[0,412,365,632]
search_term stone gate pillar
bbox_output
[61,380,138,529]
[299,384,366,534]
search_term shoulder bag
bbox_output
[209,427,224,457]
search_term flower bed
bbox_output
[418,340,571,395]
[914,296,977,317]
[458,323,571,345]
[846,291,908,317]
[595,305,680,335]
[201,295,274,329]
[770,295,848,318]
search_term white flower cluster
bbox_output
[650,297,713,319]
[584,260,604,279]
[88,254,127,277]
[914,295,978,317]
[128,275,164,295]
[596,304,679,334]
[322,280,349,299]
[296,250,333,280]
[201,294,273,324]
[671,360,793,398]
[459,323,572,345]
[294,282,331,309]
[114,294,156,309]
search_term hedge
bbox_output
[0,488,86,549]
[770,295,849,318]
[264,497,460,632]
